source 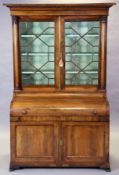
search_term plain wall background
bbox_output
[0,0,119,136]
[0,0,119,175]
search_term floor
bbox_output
[0,130,119,175]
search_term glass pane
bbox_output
[65,21,100,85]
[19,22,55,86]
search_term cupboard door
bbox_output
[64,21,100,86]
[11,122,59,166]
[19,21,55,86]
[62,122,108,166]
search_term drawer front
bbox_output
[61,122,109,167]
[11,122,59,167]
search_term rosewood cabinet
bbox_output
[5,3,115,171]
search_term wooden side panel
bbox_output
[99,16,107,89]
[12,16,22,91]
[62,122,109,167]
[11,122,59,167]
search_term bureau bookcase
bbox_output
[5,3,115,171]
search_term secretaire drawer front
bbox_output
[10,114,109,122]
[10,96,110,121]
[10,102,109,122]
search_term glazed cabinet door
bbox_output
[64,20,100,86]
[58,17,102,91]
[61,122,109,167]
[19,18,56,87]
[11,122,59,167]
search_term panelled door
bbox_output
[11,122,59,166]
[61,122,109,166]
[19,16,101,91]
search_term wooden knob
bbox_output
[22,110,28,115]
[92,110,97,116]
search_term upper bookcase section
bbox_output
[4,3,116,16]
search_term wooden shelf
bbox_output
[20,34,99,37]
[22,71,98,74]
[21,52,98,56]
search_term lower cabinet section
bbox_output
[10,121,109,169]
